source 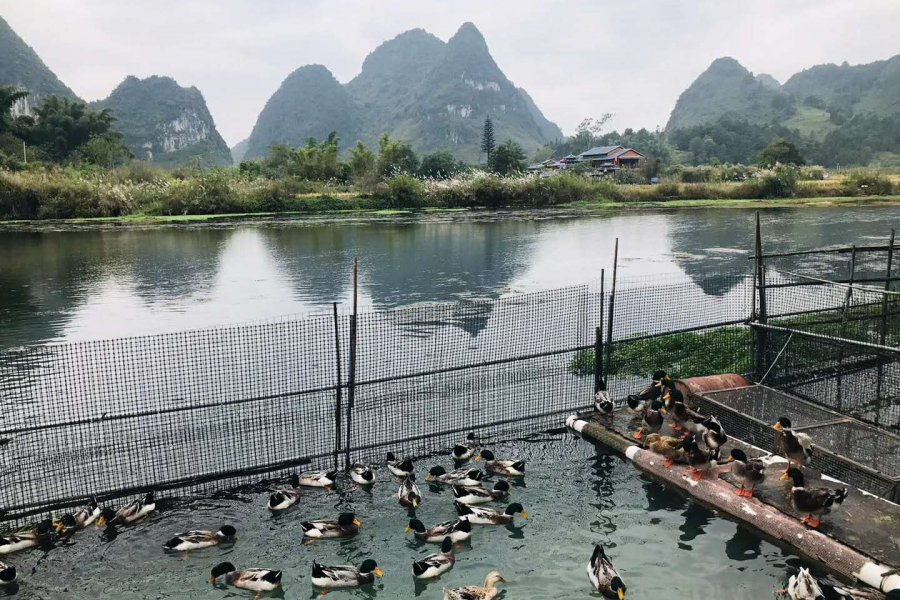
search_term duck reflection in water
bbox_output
[724,524,762,562]
[678,502,712,549]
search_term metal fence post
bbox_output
[344,258,358,470]
[836,245,857,410]
[754,212,769,382]
[876,230,895,409]
[332,303,343,470]
[604,241,618,391]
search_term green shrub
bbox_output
[842,170,894,196]
[376,174,424,208]
[800,167,825,181]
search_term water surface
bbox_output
[1,206,897,347]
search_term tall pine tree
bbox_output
[481,115,496,163]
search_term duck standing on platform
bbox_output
[595,390,614,416]
[476,450,525,477]
[726,449,766,497]
[444,571,507,600]
[644,433,685,468]
[683,434,712,481]
[665,389,707,438]
[773,417,813,472]
[453,433,479,461]
[209,562,282,600]
[587,544,627,599]
[701,416,728,458]
[632,399,665,441]
[267,474,302,511]
[626,370,667,412]
[386,452,415,478]
[780,468,848,528]
[96,491,155,527]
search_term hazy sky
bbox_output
[2,0,898,146]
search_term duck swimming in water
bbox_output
[412,537,455,580]
[311,559,383,593]
[0,519,53,555]
[397,475,422,509]
[443,571,507,600]
[776,567,883,599]
[267,474,302,511]
[349,463,375,487]
[453,481,510,505]
[96,492,155,527]
[164,525,236,552]
[452,434,479,461]
[426,466,483,486]
[475,450,524,477]
[209,562,281,600]
[301,513,360,540]
[0,562,16,586]
[55,496,100,533]
[588,544,626,600]
[386,452,415,478]
[406,518,472,543]
[455,502,527,525]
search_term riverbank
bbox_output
[2,194,899,231]
[2,167,898,223]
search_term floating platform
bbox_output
[567,380,900,595]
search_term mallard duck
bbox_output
[475,450,524,477]
[397,475,422,508]
[644,433,685,467]
[427,466,482,486]
[683,434,712,481]
[665,389,707,437]
[453,481,510,505]
[406,518,472,543]
[349,463,375,486]
[209,562,282,599]
[296,470,337,489]
[55,495,100,532]
[267,474,302,511]
[625,370,666,412]
[412,537,455,579]
[96,491,155,527]
[443,571,507,600]
[726,449,766,497]
[386,452,415,478]
[301,513,360,540]
[0,519,52,555]
[780,468,848,528]
[594,390,614,415]
[776,567,883,600]
[632,399,665,440]
[455,502,527,525]
[659,374,693,404]
[701,416,728,453]
[164,525,236,552]
[452,433,478,461]
[588,544,626,599]
[311,559,383,591]
[773,417,813,472]
[0,562,16,586]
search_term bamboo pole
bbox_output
[604,242,618,390]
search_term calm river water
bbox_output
[1,206,898,348]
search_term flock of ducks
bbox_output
[597,370,851,531]
[594,370,874,600]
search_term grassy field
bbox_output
[780,106,838,140]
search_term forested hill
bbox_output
[93,76,232,167]
[244,23,563,162]
[666,54,900,167]
[0,14,79,115]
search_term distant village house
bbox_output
[528,145,646,176]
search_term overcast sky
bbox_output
[2,0,898,146]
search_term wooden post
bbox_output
[332,302,343,470]
[344,258,359,470]
[604,241,618,390]
[754,212,769,382]
[836,246,856,410]
[876,230,895,407]
[595,269,605,393]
